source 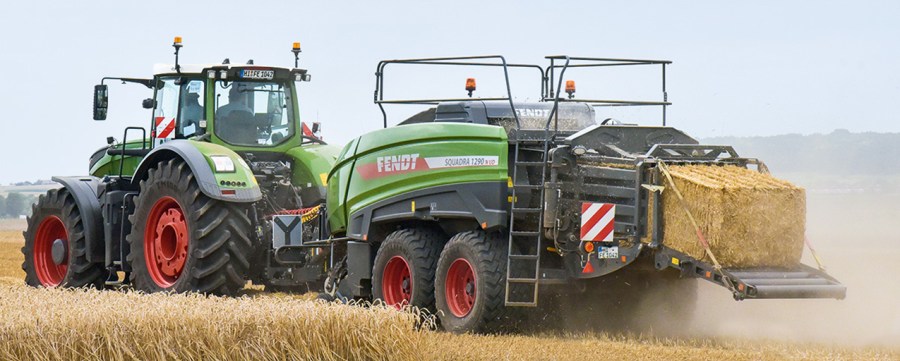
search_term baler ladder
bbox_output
[505,138,550,307]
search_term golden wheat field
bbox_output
[0,201,897,361]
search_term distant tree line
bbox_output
[703,129,900,175]
[0,193,38,218]
[8,180,54,186]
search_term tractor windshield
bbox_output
[213,80,295,147]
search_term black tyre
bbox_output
[22,188,106,288]
[435,230,509,333]
[127,159,252,295]
[371,227,445,311]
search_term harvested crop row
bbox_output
[0,286,425,361]
[0,234,895,360]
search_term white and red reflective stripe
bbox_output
[155,116,176,139]
[580,202,615,242]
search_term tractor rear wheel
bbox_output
[127,159,252,295]
[435,230,509,333]
[371,227,444,311]
[22,188,106,288]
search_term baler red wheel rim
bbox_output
[445,258,476,317]
[144,196,189,288]
[382,255,412,309]
[33,215,68,287]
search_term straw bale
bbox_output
[657,165,805,268]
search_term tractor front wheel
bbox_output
[22,188,106,288]
[127,159,252,295]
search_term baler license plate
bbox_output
[597,246,619,259]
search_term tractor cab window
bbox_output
[213,80,295,147]
[153,78,180,142]
[153,77,205,142]
[178,80,205,137]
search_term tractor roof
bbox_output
[152,63,293,76]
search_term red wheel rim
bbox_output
[382,256,412,309]
[144,196,189,288]
[33,215,68,287]
[445,258,476,317]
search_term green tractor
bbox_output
[22,38,340,294]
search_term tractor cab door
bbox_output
[151,77,206,147]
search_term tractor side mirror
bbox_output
[142,98,156,109]
[311,122,321,134]
[93,84,108,121]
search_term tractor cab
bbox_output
[91,38,319,175]
[146,63,313,148]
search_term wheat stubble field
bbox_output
[0,194,898,360]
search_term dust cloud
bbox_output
[686,192,900,347]
[538,192,899,349]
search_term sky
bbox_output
[0,1,898,184]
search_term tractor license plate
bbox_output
[597,246,619,259]
[241,69,275,80]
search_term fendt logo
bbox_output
[377,154,420,173]
[356,154,499,180]
[514,108,551,118]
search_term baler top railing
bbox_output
[544,56,672,126]
[374,55,545,128]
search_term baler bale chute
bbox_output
[563,127,845,301]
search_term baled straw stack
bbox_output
[658,165,805,268]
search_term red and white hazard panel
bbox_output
[580,202,615,242]
[155,116,176,139]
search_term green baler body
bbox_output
[326,122,509,234]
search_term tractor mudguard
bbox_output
[132,140,262,203]
[51,176,103,264]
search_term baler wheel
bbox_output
[435,230,509,333]
[127,158,252,295]
[371,227,445,311]
[22,188,106,288]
